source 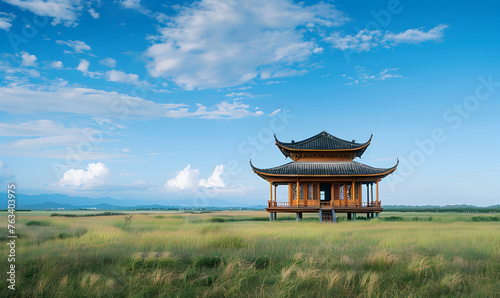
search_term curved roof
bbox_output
[250,160,398,178]
[275,131,372,158]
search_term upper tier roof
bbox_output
[275,131,372,158]
[250,160,398,179]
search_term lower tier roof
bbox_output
[250,160,398,178]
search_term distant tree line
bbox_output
[383,205,500,213]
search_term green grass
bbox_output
[0,211,499,297]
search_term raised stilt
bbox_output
[332,210,336,223]
[319,210,323,223]
[296,212,302,222]
[270,213,273,221]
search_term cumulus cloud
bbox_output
[49,60,63,69]
[199,164,226,188]
[105,70,140,85]
[56,40,91,53]
[0,12,15,31]
[77,59,102,78]
[165,164,199,191]
[165,164,232,191]
[3,0,83,26]
[20,51,37,67]
[326,24,448,52]
[99,58,116,68]
[57,162,109,187]
[146,0,347,89]
[0,83,265,120]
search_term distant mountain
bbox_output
[0,193,263,210]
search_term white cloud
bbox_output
[99,58,116,68]
[0,119,129,160]
[0,83,265,120]
[0,12,15,31]
[199,164,226,188]
[57,162,109,187]
[106,70,140,85]
[342,66,404,86]
[88,8,99,19]
[3,0,83,26]
[120,0,141,9]
[326,24,448,52]
[20,51,37,67]
[269,109,281,116]
[165,164,199,191]
[77,59,102,78]
[56,40,91,53]
[49,60,63,69]
[146,0,346,89]
[384,24,449,45]
[0,119,99,137]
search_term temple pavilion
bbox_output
[250,131,398,222]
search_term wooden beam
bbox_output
[376,181,379,204]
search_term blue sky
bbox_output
[0,0,499,206]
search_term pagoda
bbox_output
[250,131,398,222]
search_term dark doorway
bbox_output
[319,183,331,202]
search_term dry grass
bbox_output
[0,211,499,297]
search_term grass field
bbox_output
[1,211,499,297]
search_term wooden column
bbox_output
[366,184,370,205]
[274,184,277,203]
[288,183,292,205]
[269,181,273,206]
[296,180,299,207]
[376,181,379,205]
[351,180,354,207]
[330,183,334,206]
[371,183,374,205]
[343,183,347,206]
[304,183,308,207]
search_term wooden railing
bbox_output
[268,201,381,208]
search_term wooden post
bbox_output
[376,180,379,205]
[274,184,277,203]
[269,181,273,205]
[351,180,354,207]
[296,180,299,207]
[371,183,374,206]
[330,183,334,206]
[343,183,347,206]
[304,183,308,207]
[366,184,370,205]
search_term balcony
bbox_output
[267,200,381,209]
